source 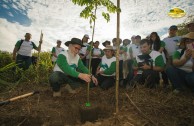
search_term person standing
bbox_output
[13,33,42,70]
[91,41,104,75]
[79,34,91,67]
[163,25,181,66]
[51,40,64,64]
[112,38,125,86]
[126,35,141,85]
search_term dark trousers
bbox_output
[130,69,160,88]
[49,71,82,92]
[166,66,194,91]
[91,58,101,75]
[16,54,32,70]
[161,71,169,85]
[95,74,115,90]
[126,59,134,81]
[119,60,123,80]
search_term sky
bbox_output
[0,0,194,52]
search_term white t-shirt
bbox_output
[17,41,36,56]
[129,44,141,58]
[163,36,181,56]
[92,48,102,58]
[52,47,65,62]
[100,55,116,76]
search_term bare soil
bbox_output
[0,83,194,126]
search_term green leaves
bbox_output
[71,0,120,24]
[102,12,110,22]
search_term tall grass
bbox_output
[0,51,53,92]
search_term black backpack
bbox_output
[17,39,24,51]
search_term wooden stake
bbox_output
[115,0,120,114]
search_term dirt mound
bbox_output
[0,83,194,126]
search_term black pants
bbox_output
[91,58,101,75]
[95,74,115,90]
[16,54,32,70]
[130,69,160,88]
[49,71,83,91]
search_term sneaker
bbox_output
[65,84,76,94]
[53,91,61,97]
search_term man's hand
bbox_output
[91,76,98,86]
[78,73,91,83]
[79,54,85,59]
[184,49,192,60]
[140,64,151,70]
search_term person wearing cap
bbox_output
[166,32,194,94]
[163,25,181,66]
[126,35,141,85]
[13,33,42,70]
[51,40,64,64]
[49,38,98,97]
[79,34,91,67]
[95,45,116,90]
[186,21,194,32]
[128,39,165,89]
[102,40,111,47]
[112,38,125,86]
[91,41,104,75]
[121,39,131,84]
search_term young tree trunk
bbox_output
[115,0,120,114]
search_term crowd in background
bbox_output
[13,21,194,96]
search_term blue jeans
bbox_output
[166,66,194,91]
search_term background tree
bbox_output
[177,15,194,36]
[72,0,120,25]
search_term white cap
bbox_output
[84,34,90,39]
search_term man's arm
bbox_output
[34,41,42,52]
[12,41,21,60]
[51,47,57,58]
[13,47,18,60]
[173,49,192,67]
[101,61,116,75]
[77,59,89,74]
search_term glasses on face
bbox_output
[73,45,81,51]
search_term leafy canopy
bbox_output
[71,0,120,24]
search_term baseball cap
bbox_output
[83,34,90,39]
[169,25,178,30]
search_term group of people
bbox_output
[12,21,194,97]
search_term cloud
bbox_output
[0,0,194,53]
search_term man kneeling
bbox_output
[49,38,98,97]
[128,39,165,88]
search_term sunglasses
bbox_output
[73,45,81,51]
